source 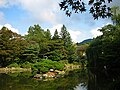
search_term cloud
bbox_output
[0,0,18,8]
[0,24,19,33]
[90,23,112,37]
[0,0,62,24]
[69,30,81,42]
[14,0,61,24]
[48,24,81,42]
[48,24,63,36]
[0,0,9,8]
[90,27,103,38]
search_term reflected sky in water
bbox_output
[74,83,87,90]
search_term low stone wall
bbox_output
[0,67,31,73]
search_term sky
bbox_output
[0,0,119,42]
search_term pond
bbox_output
[0,68,120,90]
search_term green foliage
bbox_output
[60,25,77,63]
[48,50,63,61]
[45,29,51,40]
[25,24,48,58]
[8,63,20,68]
[86,23,120,69]
[59,0,113,19]
[40,67,49,73]
[0,24,78,70]
[111,6,120,25]
[54,62,64,70]
[20,62,32,68]
[32,59,64,73]
[0,27,28,67]
[52,29,60,40]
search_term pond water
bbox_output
[0,68,120,90]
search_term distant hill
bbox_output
[77,39,93,45]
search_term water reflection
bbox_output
[88,68,120,90]
[74,83,87,90]
[0,69,88,90]
[0,68,119,90]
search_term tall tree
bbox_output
[45,29,52,40]
[0,27,27,66]
[60,25,77,63]
[52,29,60,40]
[86,24,120,68]
[60,25,72,48]
[25,24,48,59]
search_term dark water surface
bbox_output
[0,68,120,90]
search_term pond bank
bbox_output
[64,64,81,70]
[34,64,81,80]
[0,67,31,73]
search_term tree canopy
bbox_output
[86,10,120,69]
[59,0,113,19]
[0,24,79,67]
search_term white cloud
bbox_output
[0,0,61,24]
[48,24,63,36]
[0,0,18,8]
[0,24,19,33]
[69,30,81,42]
[48,24,81,42]
[90,23,112,37]
[0,0,9,8]
[90,27,103,38]
[15,0,60,24]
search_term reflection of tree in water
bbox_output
[88,68,120,90]
[0,69,88,90]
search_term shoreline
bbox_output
[0,67,31,73]
[0,64,81,74]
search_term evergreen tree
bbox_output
[52,29,60,40]
[60,25,77,63]
[45,29,51,40]
[25,24,48,59]
[60,25,72,47]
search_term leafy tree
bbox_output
[60,25,77,63]
[52,29,60,40]
[86,24,120,68]
[25,24,49,59]
[45,29,52,40]
[59,0,113,19]
[0,27,27,66]
[111,6,120,25]
[46,40,65,61]
[60,25,72,47]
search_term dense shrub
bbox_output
[8,63,19,68]
[20,61,32,68]
[54,62,64,70]
[31,59,64,73]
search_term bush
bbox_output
[54,62,64,70]
[31,59,64,73]
[20,61,32,68]
[40,67,49,73]
[8,63,19,68]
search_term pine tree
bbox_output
[52,29,60,40]
[60,25,77,63]
[45,29,51,40]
